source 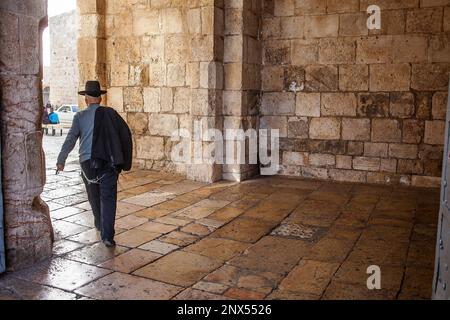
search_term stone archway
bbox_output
[0,0,53,271]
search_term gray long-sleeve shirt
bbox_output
[57,104,99,165]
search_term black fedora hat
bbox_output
[78,81,107,97]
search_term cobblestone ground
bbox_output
[0,134,440,300]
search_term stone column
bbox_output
[76,0,106,108]
[0,0,52,270]
[222,1,262,181]
[185,1,225,183]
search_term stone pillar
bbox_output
[222,1,262,181]
[0,0,52,270]
[76,0,106,108]
[185,1,225,183]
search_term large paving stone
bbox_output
[14,258,111,291]
[211,218,279,243]
[334,260,404,292]
[304,238,355,263]
[52,220,90,240]
[0,276,77,300]
[204,265,282,295]
[115,214,148,230]
[63,211,96,228]
[278,260,340,296]
[122,191,175,207]
[75,272,182,300]
[229,236,312,275]
[98,249,162,274]
[64,243,129,265]
[184,238,250,262]
[133,251,223,287]
[115,229,161,248]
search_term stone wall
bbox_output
[77,0,450,187]
[49,10,79,106]
[261,0,450,187]
[0,0,52,270]
[79,0,225,182]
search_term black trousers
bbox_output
[81,160,118,242]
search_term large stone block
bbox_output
[296,93,320,117]
[357,93,390,118]
[397,160,423,174]
[274,0,295,16]
[406,7,443,33]
[262,66,284,91]
[424,120,445,145]
[162,8,184,34]
[127,113,149,135]
[339,12,368,36]
[403,120,425,144]
[372,119,402,143]
[149,63,167,87]
[304,65,338,92]
[356,36,393,64]
[328,169,366,183]
[364,143,388,158]
[411,63,450,91]
[429,34,450,63]
[149,114,179,137]
[261,92,295,115]
[294,0,326,15]
[263,40,291,65]
[304,15,339,38]
[432,92,448,120]
[288,116,309,139]
[143,87,160,113]
[165,35,189,64]
[291,39,318,65]
[283,151,309,166]
[309,153,335,167]
[389,144,418,159]
[339,65,369,91]
[309,118,341,140]
[107,87,124,113]
[321,93,357,116]
[281,16,305,39]
[369,10,406,35]
[260,116,288,137]
[124,87,144,112]
[136,136,165,160]
[370,64,411,92]
[173,88,191,114]
[390,92,415,118]
[167,64,186,87]
[342,118,370,141]
[284,66,305,92]
[392,35,428,63]
[133,9,160,36]
[319,38,356,64]
[353,157,381,172]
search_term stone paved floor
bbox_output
[0,165,440,300]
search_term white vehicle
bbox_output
[55,105,78,124]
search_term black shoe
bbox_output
[103,240,116,248]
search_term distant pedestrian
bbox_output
[48,108,60,124]
[43,106,50,125]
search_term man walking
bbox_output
[56,81,132,247]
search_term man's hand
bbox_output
[56,164,65,175]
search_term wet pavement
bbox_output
[0,133,440,300]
